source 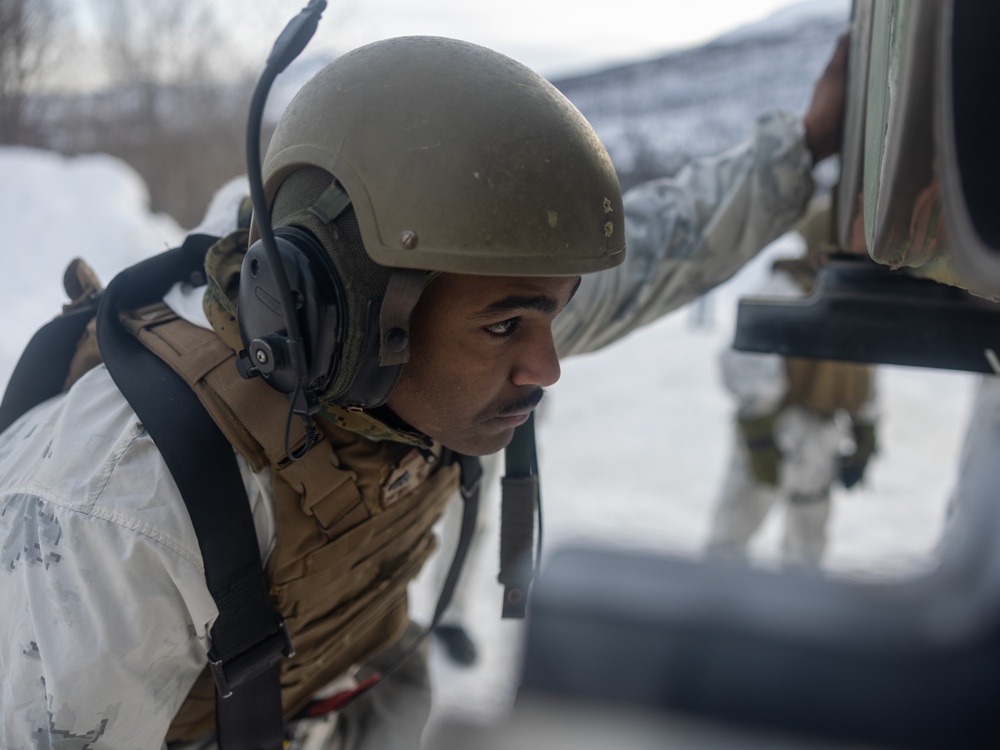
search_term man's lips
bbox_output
[490,410,532,426]
[482,389,544,424]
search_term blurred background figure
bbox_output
[706,198,879,566]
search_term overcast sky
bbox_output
[241,0,835,79]
[63,0,843,90]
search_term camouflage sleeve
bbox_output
[553,110,815,357]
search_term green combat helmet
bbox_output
[247,36,626,409]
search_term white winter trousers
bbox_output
[706,407,844,566]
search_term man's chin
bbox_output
[439,425,517,458]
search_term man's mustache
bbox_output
[482,388,545,420]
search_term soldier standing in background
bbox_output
[706,198,879,566]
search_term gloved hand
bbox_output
[737,413,781,487]
[839,422,876,490]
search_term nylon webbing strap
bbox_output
[499,413,541,619]
[95,235,288,750]
[433,454,483,623]
[378,268,426,367]
[0,299,100,435]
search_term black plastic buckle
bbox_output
[208,619,295,699]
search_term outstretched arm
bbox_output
[804,32,850,165]
[555,110,813,357]
[554,32,850,358]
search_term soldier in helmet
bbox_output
[0,30,847,750]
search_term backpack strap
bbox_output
[0,295,101,434]
[95,235,289,750]
[1,232,492,743]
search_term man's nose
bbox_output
[511,329,561,388]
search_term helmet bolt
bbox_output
[384,327,408,353]
[400,230,419,249]
[255,349,269,365]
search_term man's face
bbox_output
[386,272,580,456]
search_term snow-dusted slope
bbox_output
[553,0,849,185]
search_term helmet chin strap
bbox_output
[499,412,542,618]
[321,267,427,412]
[378,269,428,367]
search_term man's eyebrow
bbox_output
[473,279,582,319]
[474,294,559,318]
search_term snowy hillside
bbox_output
[265,1,850,190]
[553,0,849,185]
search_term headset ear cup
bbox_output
[237,227,345,399]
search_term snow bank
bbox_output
[1,147,184,387]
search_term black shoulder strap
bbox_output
[0,296,101,435]
[95,235,289,750]
[2,234,490,743]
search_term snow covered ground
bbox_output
[0,146,976,739]
[1,147,186,386]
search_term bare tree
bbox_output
[74,0,256,227]
[40,0,358,227]
[100,0,225,129]
[0,0,63,145]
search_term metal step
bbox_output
[732,254,1000,373]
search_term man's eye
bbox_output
[484,318,519,338]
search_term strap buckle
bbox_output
[208,619,295,699]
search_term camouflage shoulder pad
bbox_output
[202,229,250,352]
[237,195,254,230]
[318,405,433,449]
